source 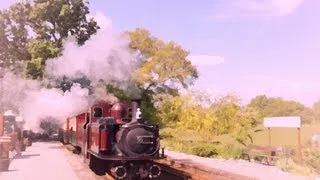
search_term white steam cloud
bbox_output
[0,72,40,113]
[0,12,140,132]
[45,29,137,87]
[21,84,90,130]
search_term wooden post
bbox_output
[296,128,302,163]
[66,118,70,144]
[0,112,3,136]
[268,127,271,163]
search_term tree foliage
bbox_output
[128,28,199,122]
[128,28,198,94]
[158,93,259,145]
[248,95,316,124]
[0,3,30,70]
[0,0,99,79]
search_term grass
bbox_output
[159,124,320,176]
[160,125,320,152]
[252,124,320,147]
[209,124,320,147]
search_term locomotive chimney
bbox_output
[131,98,142,123]
[131,98,142,107]
[131,102,138,123]
[0,112,3,136]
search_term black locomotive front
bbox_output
[116,101,160,158]
[89,101,164,179]
[116,122,160,157]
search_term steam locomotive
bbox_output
[61,99,165,179]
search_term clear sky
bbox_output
[1,0,320,106]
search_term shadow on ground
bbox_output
[48,145,64,149]
[15,154,40,159]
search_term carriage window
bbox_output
[93,107,103,118]
[86,113,90,122]
[127,108,132,118]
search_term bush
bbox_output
[276,147,320,176]
[161,137,244,159]
[190,144,218,157]
[215,144,244,159]
[159,128,174,140]
[302,148,320,173]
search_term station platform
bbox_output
[0,142,79,180]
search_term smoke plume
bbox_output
[45,28,137,87]
[0,12,140,131]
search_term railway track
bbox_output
[65,144,188,180]
[154,157,257,180]
[64,144,256,180]
[103,167,188,180]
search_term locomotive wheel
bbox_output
[72,146,81,155]
[89,154,105,176]
[20,142,26,152]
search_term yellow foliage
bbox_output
[158,93,260,145]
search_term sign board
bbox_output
[263,116,301,128]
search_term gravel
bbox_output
[164,149,317,180]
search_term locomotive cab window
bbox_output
[93,107,103,118]
[127,108,132,118]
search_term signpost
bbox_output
[0,113,3,136]
[263,116,302,163]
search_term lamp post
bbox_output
[0,72,4,136]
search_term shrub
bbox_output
[190,143,218,157]
[275,147,320,176]
[215,144,244,159]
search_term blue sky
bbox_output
[1,0,320,106]
[88,0,320,106]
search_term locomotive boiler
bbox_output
[61,99,164,180]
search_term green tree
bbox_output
[0,0,99,79]
[128,28,198,122]
[158,93,217,133]
[211,95,259,145]
[248,95,315,124]
[158,93,259,145]
[0,3,30,71]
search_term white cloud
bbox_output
[211,0,304,20]
[188,55,225,67]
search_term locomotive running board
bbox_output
[87,150,165,161]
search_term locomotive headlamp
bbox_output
[111,103,121,111]
[136,108,142,120]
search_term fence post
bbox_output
[296,127,302,163]
[0,112,3,136]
